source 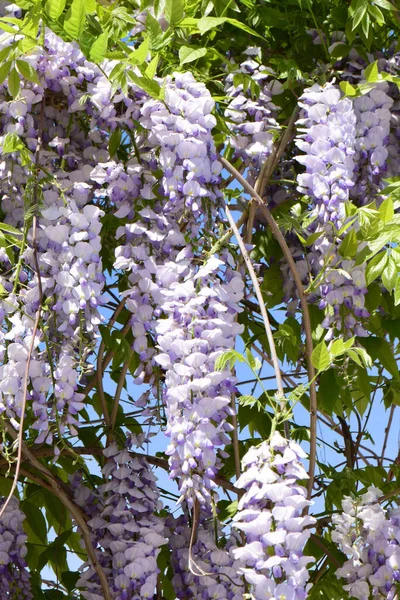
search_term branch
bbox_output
[81,320,131,397]
[381,405,395,468]
[108,360,129,442]
[0,445,241,496]
[220,157,317,500]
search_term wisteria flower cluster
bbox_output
[282,82,374,338]
[0,30,108,444]
[0,496,31,599]
[333,485,400,600]
[92,71,245,505]
[73,435,165,600]
[232,432,316,600]
[224,48,280,186]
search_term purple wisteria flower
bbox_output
[0,29,110,444]
[74,435,165,600]
[231,432,315,600]
[0,496,32,598]
[224,48,280,186]
[284,83,369,338]
[91,71,245,505]
[333,485,400,600]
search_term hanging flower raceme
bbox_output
[0,496,32,599]
[333,485,400,600]
[0,29,108,444]
[155,253,244,505]
[231,432,315,600]
[166,510,244,600]
[295,82,356,228]
[285,82,369,338]
[75,435,165,600]
[224,47,280,186]
[351,82,393,203]
[93,71,245,504]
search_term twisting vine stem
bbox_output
[225,206,286,410]
[220,156,317,502]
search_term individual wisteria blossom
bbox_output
[333,485,400,600]
[74,435,165,600]
[231,432,316,600]
[0,496,32,599]
[167,510,244,600]
[224,48,280,186]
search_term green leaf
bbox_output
[0,221,23,236]
[195,16,263,38]
[64,0,85,39]
[311,341,331,372]
[382,256,397,292]
[45,0,67,20]
[395,277,400,306]
[22,502,47,544]
[146,12,163,48]
[340,81,357,96]
[0,60,11,86]
[330,337,355,357]
[16,59,39,83]
[352,1,368,29]
[346,347,372,369]
[145,54,158,78]
[360,337,399,378]
[379,196,394,223]
[179,45,207,65]
[89,31,108,62]
[372,0,397,10]
[355,367,371,416]
[368,3,384,24]
[108,128,121,158]
[364,60,379,83]
[128,72,161,98]
[128,37,150,64]
[61,571,80,593]
[217,499,238,522]
[319,369,340,415]
[238,394,257,406]
[338,229,358,258]
[164,0,184,25]
[8,66,20,98]
[215,349,244,371]
[366,251,388,285]
[245,348,261,371]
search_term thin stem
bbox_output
[108,360,130,441]
[221,157,317,498]
[380,405,395,467]
[225,207,285,407]
[230,391,241,482]
[96,298,127,428]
